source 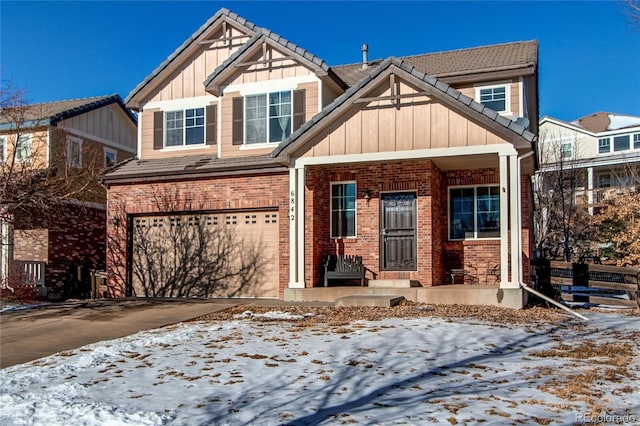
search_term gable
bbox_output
[302,77,511,158]
[127,11,258,109]
[274,60,534,161]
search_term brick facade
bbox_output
[106,172,290,298]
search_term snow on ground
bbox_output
[1,310,639,425]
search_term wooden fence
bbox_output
[549,261,639,308]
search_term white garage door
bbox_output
[131,211,279,298]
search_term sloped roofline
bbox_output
[0,94,136,131]
[272,57,535,159]
[204,29,348,95]
[125,8,260,109]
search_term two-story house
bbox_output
[103,8,539,308]
[0,94,137,296]
[538,112,640,213]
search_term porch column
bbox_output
[288,167,305,288]
[587,167,594,215]
[508,154,521,288]
[296,167,306,288]
[499,154,510,287]
[0,218,9,287]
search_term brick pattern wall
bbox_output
[13,229,48,262]
[106,172,290,298]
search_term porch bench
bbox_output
[323,255,365,287]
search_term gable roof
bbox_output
[125,8,260,109]
[575,112,640,133]
[272,57,535,159]
[333,40,538,86]
[204,29,348,95]
[0,94,136,130]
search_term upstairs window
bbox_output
[232,90,306,146]
[634,133,640,149]
[331,182,356,238]
[16,134,31,163]
[153,105,217,150]
[560,142,573,159]
[450,186,500,240]
[598,138,611,154]
[476,84,510,114]
[104,147,117,167]
[245,91,291,144]
[66,136,82,168]
[614,135,630,152]
[166,108,205,147]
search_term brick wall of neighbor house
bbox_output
[46,204,107,292]
[106,172,290,298]
[13,229,48,262]
[305,159,442,287]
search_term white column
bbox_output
[0,219,8,287]
[499,154,510,287]
[296,167,306,288]
[587,167,594,215]
[508,154,521,288]
[288,168,298,287]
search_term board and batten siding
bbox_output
[147,26,251,104]
[303,80,510,158]
[59,104,137,152]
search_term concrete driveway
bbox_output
[0,298,245,368]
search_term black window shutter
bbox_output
[153,111,164,150]
[293,89,306,131]
[206,105,217,145]
[232,97,243,145]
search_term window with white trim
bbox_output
[598,137,611,154]
[66,136,82,168]
[475,84,510,114]
[245,91,291,144]
[331,182,356,238]
[614,135,630,152]
[104,147,117,168]
[16,134,31,163]
[165,107,205,147]
[634,133,640,149]
[0,136,5,162]
[560,142,573,159]
[449,186,500,240]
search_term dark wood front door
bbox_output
[381,192,417,271]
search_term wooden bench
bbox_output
[323,255,365,287]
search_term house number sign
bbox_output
[290,190,295,221]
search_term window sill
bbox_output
[448,238,501,244]
[240,142,280,150]
[160,144,211,152]
[331,237,358,242]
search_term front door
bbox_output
[381,192,417,271]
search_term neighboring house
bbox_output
[0,94,137,296]
[538,113,640,213]
[103,8,538,307]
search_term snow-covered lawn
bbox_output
[1,309,639,425]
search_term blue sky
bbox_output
[1,1,639,121]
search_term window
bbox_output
[560,142,573,159]
[0,136,5,162]
[449,186,500,240]
[104,148,117,167]
[614,135,630,152]
[598,138,611,154]
[476,84,509,114]
[634,134,640,149]
[245,91,291,144]
[16,134,31,162]
[165,108,205,147]
[331,182,356,238]
[66,137,82,168]
[597,174,611,188]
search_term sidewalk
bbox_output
[0,299,245,368]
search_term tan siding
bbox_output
[345,110,362,155]
[468,119,488,145]
[430,104,449,148]
[297,82,319,119]
[448,110,468,147]
[60,104,137,152]
[510,81,519,116]
[361,105,379,153]
[0,128,49,168]
[413,101,431,149]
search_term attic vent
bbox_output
[361,44,369,69]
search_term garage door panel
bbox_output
[132,211,279,298]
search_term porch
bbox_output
[284,284,528,309]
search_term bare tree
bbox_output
[534,130,595,261]
[107,186,271,298]
[623,0,640,25]
[0,81,104,223]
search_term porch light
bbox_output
[112,216,120,227]
[363,189,371,200]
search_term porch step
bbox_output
[368,279,421,288]
[335,295,405,307]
